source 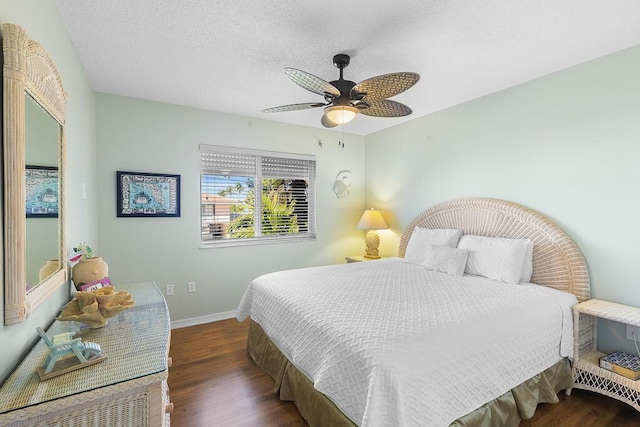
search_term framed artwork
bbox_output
[26,165,59,218]
[116,171,181,217]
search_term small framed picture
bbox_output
[26,165,59,218]
[116,171,181,217]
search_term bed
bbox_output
[236,198,590,426]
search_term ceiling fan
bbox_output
[261,54,420,128]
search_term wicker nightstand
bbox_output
[345,255,389,263]
[572,299,640,411]
[0,282,172,426]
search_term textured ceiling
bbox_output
[53,0,640,136]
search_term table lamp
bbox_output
[356,208,388,259]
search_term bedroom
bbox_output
[1,0,640,425]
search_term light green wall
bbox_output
[365,44,640,354]
[0,0,98,382]
[95,94,366,321]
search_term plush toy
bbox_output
[73,242,95,259]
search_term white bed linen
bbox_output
[237,258,577,427]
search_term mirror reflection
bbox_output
[24,94,60,288]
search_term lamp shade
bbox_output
[325,105,358,125]
[357,208,388,230]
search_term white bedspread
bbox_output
[236,258,577,426]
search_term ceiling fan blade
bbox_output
[321,113,339,128]
[351,72,420,101]
[359,99,413,117]
[285,68,341,97]
[261,102,326,113]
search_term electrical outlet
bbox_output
[626,324,640,340]
[166,284,174,296]
[188,281,196,293]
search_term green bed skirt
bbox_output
[247,320,572,427]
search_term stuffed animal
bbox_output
[73,242,94,259]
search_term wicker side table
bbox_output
[345,255,389,263]
[572,299,640,411]
[0,282,172,427]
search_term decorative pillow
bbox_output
[520,240,534,283]
[422,245,469,276]
[457,235,531,285]
[403,228,462,265]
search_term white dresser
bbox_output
[0,282,172,426]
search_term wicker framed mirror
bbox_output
[3,23,68,324]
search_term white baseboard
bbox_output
[170,310,238,329]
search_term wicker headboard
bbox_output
[398,198,590,301]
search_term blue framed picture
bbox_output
[26,165,58,218]
[116,171,181,217]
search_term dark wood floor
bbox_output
[168,319,640,427]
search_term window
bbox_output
[200,145,316,246]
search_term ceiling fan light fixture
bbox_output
[263,54,419,127]
[325,105,358,125]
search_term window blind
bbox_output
[200,145,316,246]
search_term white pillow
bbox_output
[457,235,531,285]
[403,228,462,265]
[520,240,534,283]
[422,245,469,276]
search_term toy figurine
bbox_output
[73,242,95,259]
[37,327,105,379]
